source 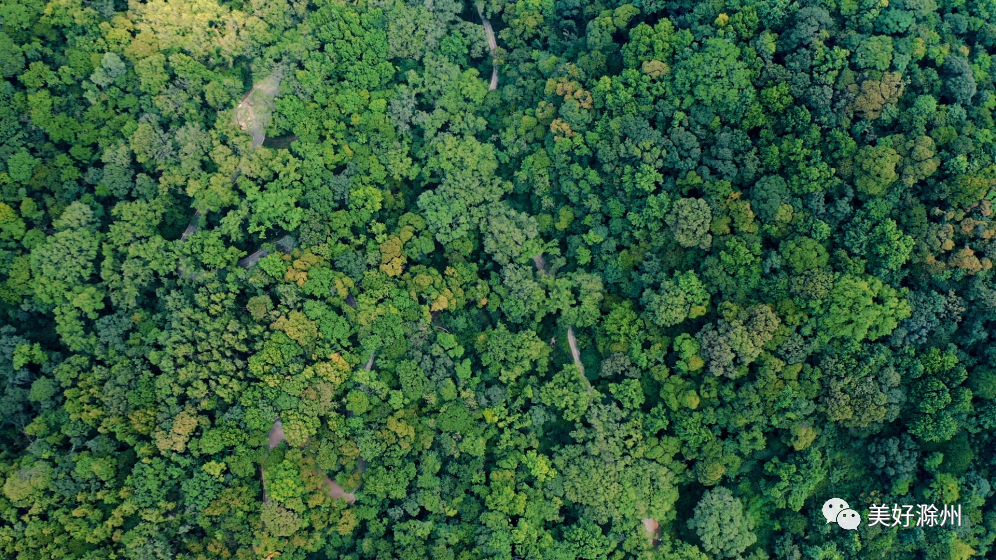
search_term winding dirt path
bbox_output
[260,419,286,503]
[480,11,497,52]
[532,252,586,379]
[567,325,587,385]
[180,210,201,241]
[324,477,357,503]
[262,417,358,504]
[177,66,286,277]
[176,210,203,279]
[532,254,548,275]
[267,418,286,449]
[477,4,499,91]
[238,235,295,268]
[259,289,369,506]
[238,247,269,269]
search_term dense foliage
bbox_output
[2,0,996,558]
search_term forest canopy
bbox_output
[2,0,996,559]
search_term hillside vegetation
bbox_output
[2,0,996,559]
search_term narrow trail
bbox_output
[176,210,203,280]
[259,288,369,506]
[532,254,548,275]
[567,325,587,385]
[324,477,357,503]
[237,235,295,268]
[480,11,497,52]
[477,4,499,91]
[260,418,286,504]
[173,144,244,277]
[180,210,201,242]
[176,65,284,270]
[178,229,295,276]
[238,248,268,269]
[262,417,358,504]
[532,253,587,383]
[169,28,364,514]
[534,252,650,541]
[267,418,286,449]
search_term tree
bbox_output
[854,144,901,196]
[642,270,709,327]
[698,304,780,378]
[671,36,760,124]
[666,198,713,249]
[687,487,756,558]
[781,236,828,273]
[622,19,692,69]
[541,365,594,422]
[29,202,101,309]
[2,461,52,504]
[561,519,616,559]
[820,344,903,429]
[853,72,904,120]
[482,202,540,266]
[260,502,303,537]
[6,149,38,183]
[417,135,509,246]
[0,32,24,77]
[868,434,919,490]
[266,458,305,503]
[942,57,976,105]
[90,53,127,88]
[750,175,790,225]
[478,323,551,384]
[819,275,911,343]
[906,347,971,443]
[855,36,894,71]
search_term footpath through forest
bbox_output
[477,4,499,91]
[531,253,587,380]
[262,419,360,505]
[175,40,507,508]
[534,252,657,539]
[258,294,371,506]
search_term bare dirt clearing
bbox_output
[235,66,284,148]
[642,518,660,544]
